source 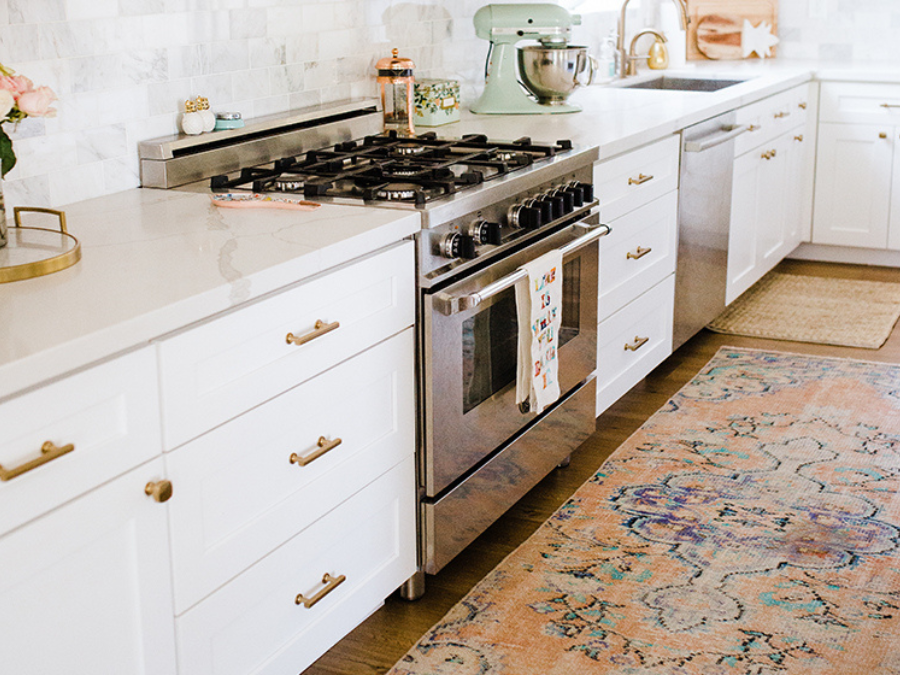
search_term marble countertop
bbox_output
[0,189,420,400]
[5,59,892,401]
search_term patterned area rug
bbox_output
[707,273,900,349]
[389,348,900,674]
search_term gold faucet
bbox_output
[617,0,689,79]
[628,29,667,76]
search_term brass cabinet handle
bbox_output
[774,111,791,119]
[295,573,346,608]
[747,124,761,132]
[286,319,340,346]
[0,441,74,481]
[290,436,342,467]
[794,134,804,142]
[761,149,777,160]
[145,480,173,503]
[628,173,653,186]
[626,246,652,260]
[880,103,900,109]
[798,102,808,110]
[880,132,889,139]
[624,335,650,352]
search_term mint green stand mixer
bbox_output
[472,4,585,115]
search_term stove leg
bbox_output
[399,570,426,601]
[557,455,571,469]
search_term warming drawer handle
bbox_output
[0,441,75,482]
[624,335,650,352]
[684,124,751,153]
[628,173,653,186]
[626,246,652,260]
[432,223,611,316]
[295,573,346,609]
[286,319,340,346]
[290,436,342,467]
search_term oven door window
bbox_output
[462,258,581,414]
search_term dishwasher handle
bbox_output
[684,124,750,153]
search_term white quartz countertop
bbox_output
[0,189,420,400]
[5,59,896,400]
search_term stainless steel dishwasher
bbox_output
[673,112,749,350]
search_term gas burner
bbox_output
[495,151,526,162]
[374,182,422,200]
[393,143,427,156]
[273,174,305,191]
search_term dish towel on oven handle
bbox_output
[515,249,563,415]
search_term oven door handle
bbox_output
[433,223,611,316]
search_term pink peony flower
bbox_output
[16,86,56,117]
[0,74,33,99]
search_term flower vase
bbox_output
[0,178,6,249]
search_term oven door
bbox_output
[422,217,605,497]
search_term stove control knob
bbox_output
[535,197,554,224]
[440,232,478,259]
[539,193,564,221]
[564,184,585,208]
[572,181,594,203]
[467,219,503,245]
[552,187,575,214]
[507,201,542,230]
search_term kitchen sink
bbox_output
[620,76,748,92]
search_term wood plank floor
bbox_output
[304,259,900,675]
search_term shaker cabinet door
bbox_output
[0,459,177,674]
[813,122,892,249]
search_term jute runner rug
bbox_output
[389,348,900,674]
[707,272,900,349]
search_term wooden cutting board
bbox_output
[687,0,778,60]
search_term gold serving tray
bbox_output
[0,207,80,283]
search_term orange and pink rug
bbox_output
[389,348,900,674]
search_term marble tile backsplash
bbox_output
[0,0,892,211]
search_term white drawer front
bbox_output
[158,241,414,450]
[819,82,900,124]
[596,275,674,416]
[166,329,415,613]
[0,347,161,535]
[599,191,677,322]
[735,88,801,156]
[594,135,680,222]
[175,455,416,675]
[0,458,176,674]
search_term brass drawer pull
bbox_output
[286,319,340,346]
[290,436,342,467]
[747,124,761,132]
[295,572,346,608]
[0,441,74,481]
[774,111,791,119]
[798,102,807,110]
[880,103,900,109]
[626,246,652,260]
[628,173,653,186]
[761,149,777,160]
[880,132,889,139]
[145,480,174,503]
[794,134,804,142]
[624,336,650,352]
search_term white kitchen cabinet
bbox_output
[813,82,900,251]
[0,458,177,674]
[727,84,813,304]
[594,137,679,416]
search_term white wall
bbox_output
[0,0,891,212]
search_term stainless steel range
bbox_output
[140,99,604,598]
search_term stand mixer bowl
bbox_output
[518,45,592,104]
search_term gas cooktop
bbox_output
[207,131,574,206]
